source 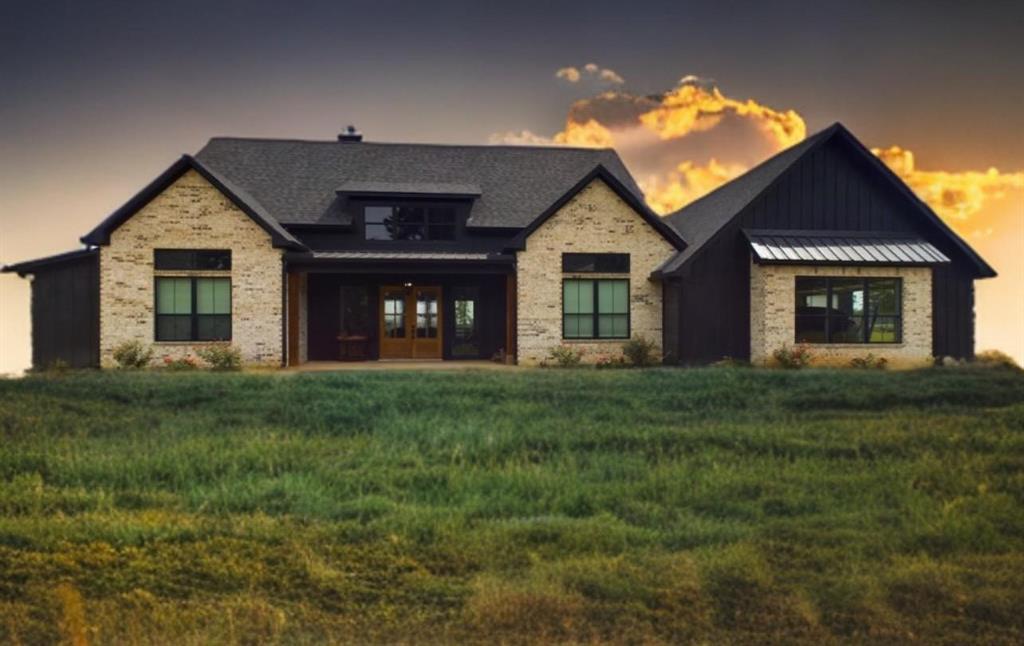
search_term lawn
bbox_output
[1,366,1023,644]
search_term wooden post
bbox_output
[287,272,301,366]
[505,272,517,364]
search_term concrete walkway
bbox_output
[285,360,522,372]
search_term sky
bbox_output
[1,0,1022,372]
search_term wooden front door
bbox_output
[379,285,442,359]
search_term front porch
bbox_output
[284,359,522,372]
[284,254,517,366]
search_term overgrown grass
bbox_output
[1,366,1022,644]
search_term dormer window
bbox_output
[364,205,457,241]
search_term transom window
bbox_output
[795,277,902,344]
[563,279,629,339]
[562,253,630,273]
[154,249,231,270]
[155,277,231,341]
[364,205,457,241]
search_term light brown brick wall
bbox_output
[515,178,676,365]
[750,261,933,367]
[99,169,284,367]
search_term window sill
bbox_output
[153,341,232,346]
[796,342,904,347]
[561,338,630,344]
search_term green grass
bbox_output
[1,366,1023,644]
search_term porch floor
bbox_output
[286,360,521,372]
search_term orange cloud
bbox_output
[872,145,1024,221]
[642,158,748,215]
[552,118,615,148]
[639,83,806,149]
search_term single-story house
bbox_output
[3,123,995,369]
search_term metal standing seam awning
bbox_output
[744,229,951,265]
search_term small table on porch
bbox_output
[337,335,370,361]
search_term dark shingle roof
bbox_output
[194,139,642,228]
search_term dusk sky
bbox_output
[2,0,1022,372]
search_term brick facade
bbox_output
[749,262,933,367]
[515,178,676,365]
[99,170,284,367]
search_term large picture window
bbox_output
[795,277,901,344]
[563,279,629,339]
[364,205,457,241]
[155,277,231,341]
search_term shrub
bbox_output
[849,353,888,370]
[975,349,1021,371]
[772,344,813,369]
[594,354,628,370]
[545,344,584,368]
[621,335,659,367]
[162,355,198,371]
[112,340,153,369]
[198,344,242,371]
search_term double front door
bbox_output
[379,285,442,359]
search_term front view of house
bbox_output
[3,123,995,369]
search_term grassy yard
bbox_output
[1,366,1023,644]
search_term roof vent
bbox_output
[338,125,363,142]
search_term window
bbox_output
[795,277,901,344]
[364,205,457,241]
[452,286,479,358]
[563,279,629,339]
[155,277,231,341]
[154,249,231,270]
[562,253,630,273]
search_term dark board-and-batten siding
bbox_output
[669,137,977,364]
[28,252,100,369]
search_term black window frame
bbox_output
[562,278,630,340]
[562,253,631,274]
[794,276,902,344]
[154,249,231,271]
[154,276,232,342]
[362,203,459,241]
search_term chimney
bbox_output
[338,125,363,142]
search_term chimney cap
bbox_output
[338,125,363,142]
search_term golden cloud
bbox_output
[872,145,1024,221]
[641,159,748,215]
[495,72,1022,225]
[638,83,806,149]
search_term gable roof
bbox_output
[509,164,686,250]
[193,138,642,229]
[80,155,306,250]
[655,126,834,275]
[656,123,996,278]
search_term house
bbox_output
[2,123,995,369]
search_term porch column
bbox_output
[505,273,517,363]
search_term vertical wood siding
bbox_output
[30,254,99,369]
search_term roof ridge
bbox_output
[203,136,616,153]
